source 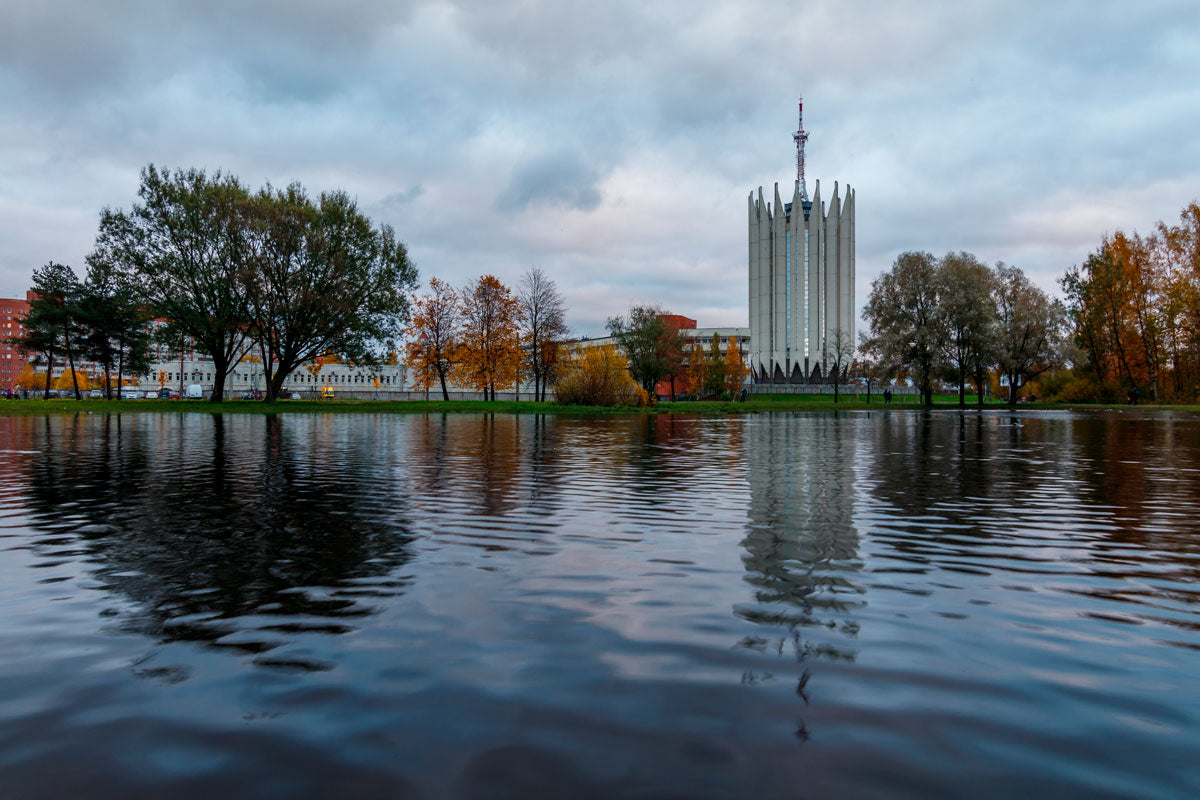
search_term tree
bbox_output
[606,305,674,393]
[823,327,855,403]
[554,344,647,407]
[77,252,154,399]
[700,333,726,397]
[404,277,463,401]
[995,263,1064,404]
[243,184,418,403]
[936,252,998,407]
[54,369,91,392]
[11,262,83,400]
[685,338,709,397]
[459,275,523,401]
[517,267,568,402]
[15,366,44,392]
[862,251,944,407]
[723,335,749,395]
[96,165,254,404]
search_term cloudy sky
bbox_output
[3,0,1198,335]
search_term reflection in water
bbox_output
[0,410,1198,798]
[21,414,415,667]
[742,412,862,664]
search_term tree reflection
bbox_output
[21,413,416,657]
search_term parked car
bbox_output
[321,386,334,399]
[157,388,173,399]
[186,384,204,399]
[89,389,104,399]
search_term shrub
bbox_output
[554,344,648,407]
[1054,375,1105,403]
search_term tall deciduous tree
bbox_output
[862,251,944,407]
[405,277,463,401]
[459,275,523,401]
[97,165,254,403]
[243,184,417,403]
[994,263,1064,404]
[517,267,568,403]
[936,252,998,407]
[606,305,679,393]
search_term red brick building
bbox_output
[0,294,34,390]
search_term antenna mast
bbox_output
[793,97,809,202]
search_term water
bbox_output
[0,410,1198,798]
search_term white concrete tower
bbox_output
[747,101,854,382]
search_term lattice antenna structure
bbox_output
[793,97,810,202]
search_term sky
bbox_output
[3,0,1199,336]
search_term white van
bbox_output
[186,384,204,399]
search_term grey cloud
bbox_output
[1,0,1199,334]
[495,150,603,213]
[380,184,425,207]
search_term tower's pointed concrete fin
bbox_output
[774,182,783,212]
[757,186,765,217]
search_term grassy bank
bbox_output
[0,397,1197,416]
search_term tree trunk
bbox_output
[209,359,228,403]
[265,369,287,404]
[439,369,449,402]
[63,326,81,400]
[43,350,54,400]
[116,332,125,400]
[958,378,965,408]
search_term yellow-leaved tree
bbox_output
[554,344,647,407]
[15,366,44,391]
[724,335,749,395]
[54,369,92,392]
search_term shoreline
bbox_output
[0,398,1196,416]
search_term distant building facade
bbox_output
[0,294,33,389]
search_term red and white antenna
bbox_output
[793,97,810,202]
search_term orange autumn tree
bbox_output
[404,277,463,401]
[458,275,522,401]
[724,335,749,394]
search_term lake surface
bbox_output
[1,410,1198,798]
